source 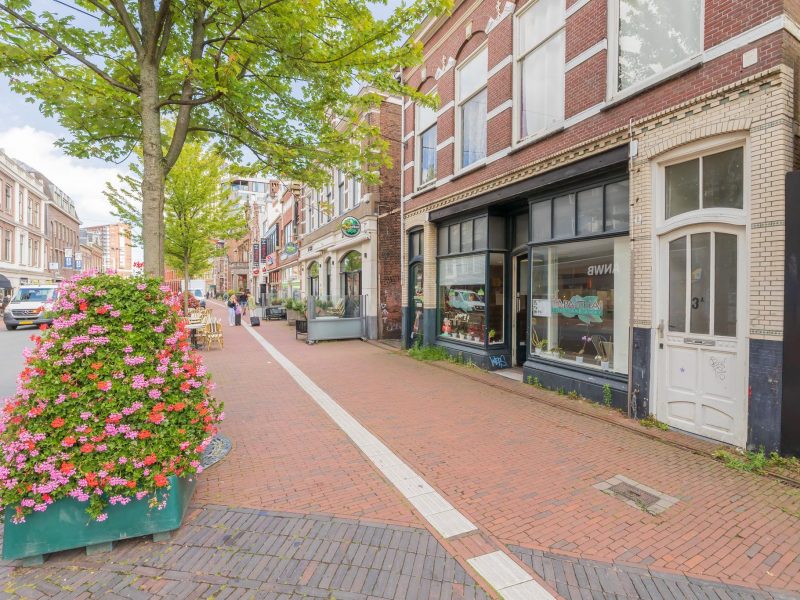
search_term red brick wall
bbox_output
[378,100,402,339]
[402,0,787,213]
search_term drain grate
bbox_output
[609,482,660,508]
[593,474,679,515]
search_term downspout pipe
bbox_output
[397,68,407,347]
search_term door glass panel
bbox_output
[668,237,687,332]
[516,257,529,364]
[666,159,699,219]
[577,187,603,235]
[703,148,743,210]
[449,224,461,253]
[438,226,448,255]
[714,233,738,337]
[690,232,711,334]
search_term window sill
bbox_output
[415,180,437,194]
[527,354,628,380]
[603,57,703,112]
[451,159,487,182]
[510,125,565,156]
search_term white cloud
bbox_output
[0,126,124,228]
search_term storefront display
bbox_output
[439,254,486,344]
[530,235,629,373]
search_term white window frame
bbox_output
[653,135,749,237]
[607,0,705,103]
[414,91,438,190]
[512,0,566,146]
[455,43,489,175]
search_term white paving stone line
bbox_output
[243,326,478,539]
[468,552,556,600]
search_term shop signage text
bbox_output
[587,263,613,276]
[284,241,298,256]
[551,295,603,324]
[341,216,361,238]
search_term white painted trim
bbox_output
[704,15,782,63]
[486,146,513,165]
[563,101,605,128]
[435,56,456,80]
[403,99,413,110]
[565,0,591,18]
[487,100,512,121]
[436,137,454,151]
[565,39,607,72]
[403,131,414,143]
[437,100,455,117]
[403,161,415,172]
[486,1,516,33]
[488,55,512,80]
[785,14,800,42]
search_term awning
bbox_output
[0,274,11,289]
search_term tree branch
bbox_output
[0,3,139,94]
[107,0,143,57]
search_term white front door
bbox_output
[656,226,746,446]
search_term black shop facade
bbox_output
[424,145,632,408]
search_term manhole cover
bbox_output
[609,482,659,508]
[201,434,232,469]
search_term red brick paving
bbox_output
[239,315,800,595]
[197,312,419,527]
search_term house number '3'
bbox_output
[691,297,705,309]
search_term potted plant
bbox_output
[535,338,548,355]
[0,273,223,562]
[488,329,496,344]
[285,299,298,325]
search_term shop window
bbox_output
[665,148,743,219]
[487,254,505,344]
[457,47,488,169]
[516,0,565,140]
[532,181,629,242]
[530,237,630,373]
[438,216,488,256]
[439,254,486,345]
[409,229,424,345]
[616,0,702,92]
[308,261,320,297]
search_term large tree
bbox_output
[106,141,247,312]
[0,0,447,276]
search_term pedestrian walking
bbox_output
[227,295,236,326]
[238,290,248,319]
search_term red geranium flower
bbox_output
[39,324,48,331]
[148,412,164,424]
[80,443,95,453]
[154,473,168,487]
[87,373,98,380]
[143,454,157,466]
[60,462,74,475]
[96,381,112,391]
[78,301,88,311]
[90,362,103,370]
[60,374,70,383]
[62,436,76,447]
[138,430,152,440]
[51,417,65,428]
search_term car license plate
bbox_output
[19,320,33,325]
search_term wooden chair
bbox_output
[205,318,224,350]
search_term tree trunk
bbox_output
[140,59,165,278]
[183,252,190,315]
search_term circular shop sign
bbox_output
[341,216,361,238]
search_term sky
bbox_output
[0,1,405,245]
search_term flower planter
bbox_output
[286,309,298,325]
[2,474,196,562]
[575,356,584,364]
[534,347,542,355]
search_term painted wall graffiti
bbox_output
[489,355,509,369]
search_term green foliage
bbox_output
[407,343,450,362]
[106,142,247,310]
[567,390,579,400]
[0,273,223,523]
[603,384,613,407]
[639,416,669,431]
[713,447,800,475]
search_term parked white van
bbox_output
[3,284,59,330]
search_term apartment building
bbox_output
[0,149,47,296]
[296,91,403,339]
[80,223,133,277]
[79,229,105,274]
[399,0,800,452]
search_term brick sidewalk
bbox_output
[246,316,800,596]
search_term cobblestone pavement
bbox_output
[241,316,800,596]
[0,505,490,599]
[2,306,800,599]
[509,545,799,600]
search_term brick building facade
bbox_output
[400,0,800,452]
[296,91,403,339]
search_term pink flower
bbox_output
[122,324,133,332]
[148,389,162,400]
[95,513,108,522]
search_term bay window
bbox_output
[457,47,488,170]
[516,0,565,140]
[616,0,702,93]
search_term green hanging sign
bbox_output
[341,216,361,237]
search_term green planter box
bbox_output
[2,474,197,562]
